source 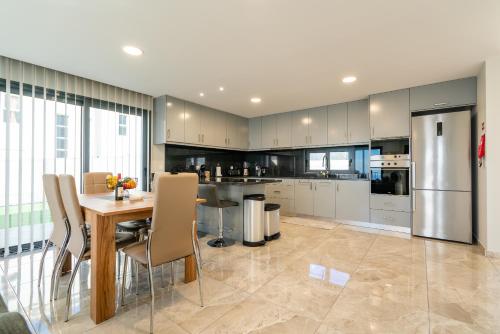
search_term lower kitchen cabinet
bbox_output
[313,181,335,218]
[294,180,314,215]
[335,180,369,222]
[265,179,295,216]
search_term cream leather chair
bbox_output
[83,172,150,236]
[58,174,136,322]
[120,173,203,334]
[38,175,71,301]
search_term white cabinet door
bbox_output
[261,115,276,148]
[292,110,310,147]
[249,118,262,149]
[165,96,185,143]
[335,181,369,222]
[294,180,314,215]
[327,103,348,145]
[347,99,370,144]
[276,113,292,147]
[313,181,335,218]
[237,117,249,149]
[369,89,410,139]
[204,108,227,147]
[309,107,328,146]
[225,113,239,148]
[183,102,202,145]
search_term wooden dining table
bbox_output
[78,191,205,324]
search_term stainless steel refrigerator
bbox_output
[411,109,472,243]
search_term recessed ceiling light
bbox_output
[251,97,262,104]
[122,45,143,56]
[342,76,357,84]
[199,92,205,97]
[167,102,172,107]
[219,86,225,92]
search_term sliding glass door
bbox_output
[0,57,151,257]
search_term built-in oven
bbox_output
[370,155,410,196]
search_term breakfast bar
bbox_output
[197,178,280,241]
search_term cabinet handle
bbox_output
[413,190,416,212]
[225,138,227,145]
[434,102,447,106]
[167,129,170,139]
[411,162,416,187]
[202,134,204,143]
[276,138,279,146]
[371,127,374,137]
[383,216,394,222]
[336,184,339,192]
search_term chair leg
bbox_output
[38,239,51,287]
[135,261,139,295]
[65,255,83,322]
[121,254,128,306]
[52,249,67,301]
[170,262,175,286]
[147,264,155,334]
[193,247,204,307]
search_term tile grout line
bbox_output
[424,240,431,334]
[312,226,379,334]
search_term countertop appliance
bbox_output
[411,109,471,243]
[370,154,410,196]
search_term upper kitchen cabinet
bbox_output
[204,108,227,147]
[347,99,370,144]
[261,113,292,149]
[327,103,348,145]
[370,89,410,139]
[292,107,328,147]
[410,77,477,112]
[183,101,203,145]
[248,117,262,150]
[309,107,328,146]
[153,95,185,144]
[225,113,249,149]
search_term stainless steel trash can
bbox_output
[243,194,266,247]
[264,203,281,241]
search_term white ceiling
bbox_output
[1,0,499,117]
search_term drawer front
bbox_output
[370,195,411,212]
[266,181,294,199]
[370,209,411,228]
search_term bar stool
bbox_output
[198,184,238,248]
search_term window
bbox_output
[118,114,127,136]
[330,151,350,171]
[55,114,69,158]
[308,152,327,171]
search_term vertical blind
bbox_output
[0,55,152,256]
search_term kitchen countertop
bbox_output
[226,176,369,181]
[199,177,282,185]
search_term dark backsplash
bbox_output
[165,144,369,178]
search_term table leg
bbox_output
[61,251,72,275]
[89,211,116,324]
[184,221,198,283]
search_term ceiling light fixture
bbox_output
[219,86,225,92]
[342,76,357,84]
[251,97,262,104]
[199,92,205,97]
[122,45,143,56]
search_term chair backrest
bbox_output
[58,175,86,256]
[149,173,198,266]
[42,174,69,247]
[83,172,112,194]
[197,184,220,208]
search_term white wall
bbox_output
[484,57,500,255]
[475,63,487,249]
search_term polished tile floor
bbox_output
[1,216,500,334]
